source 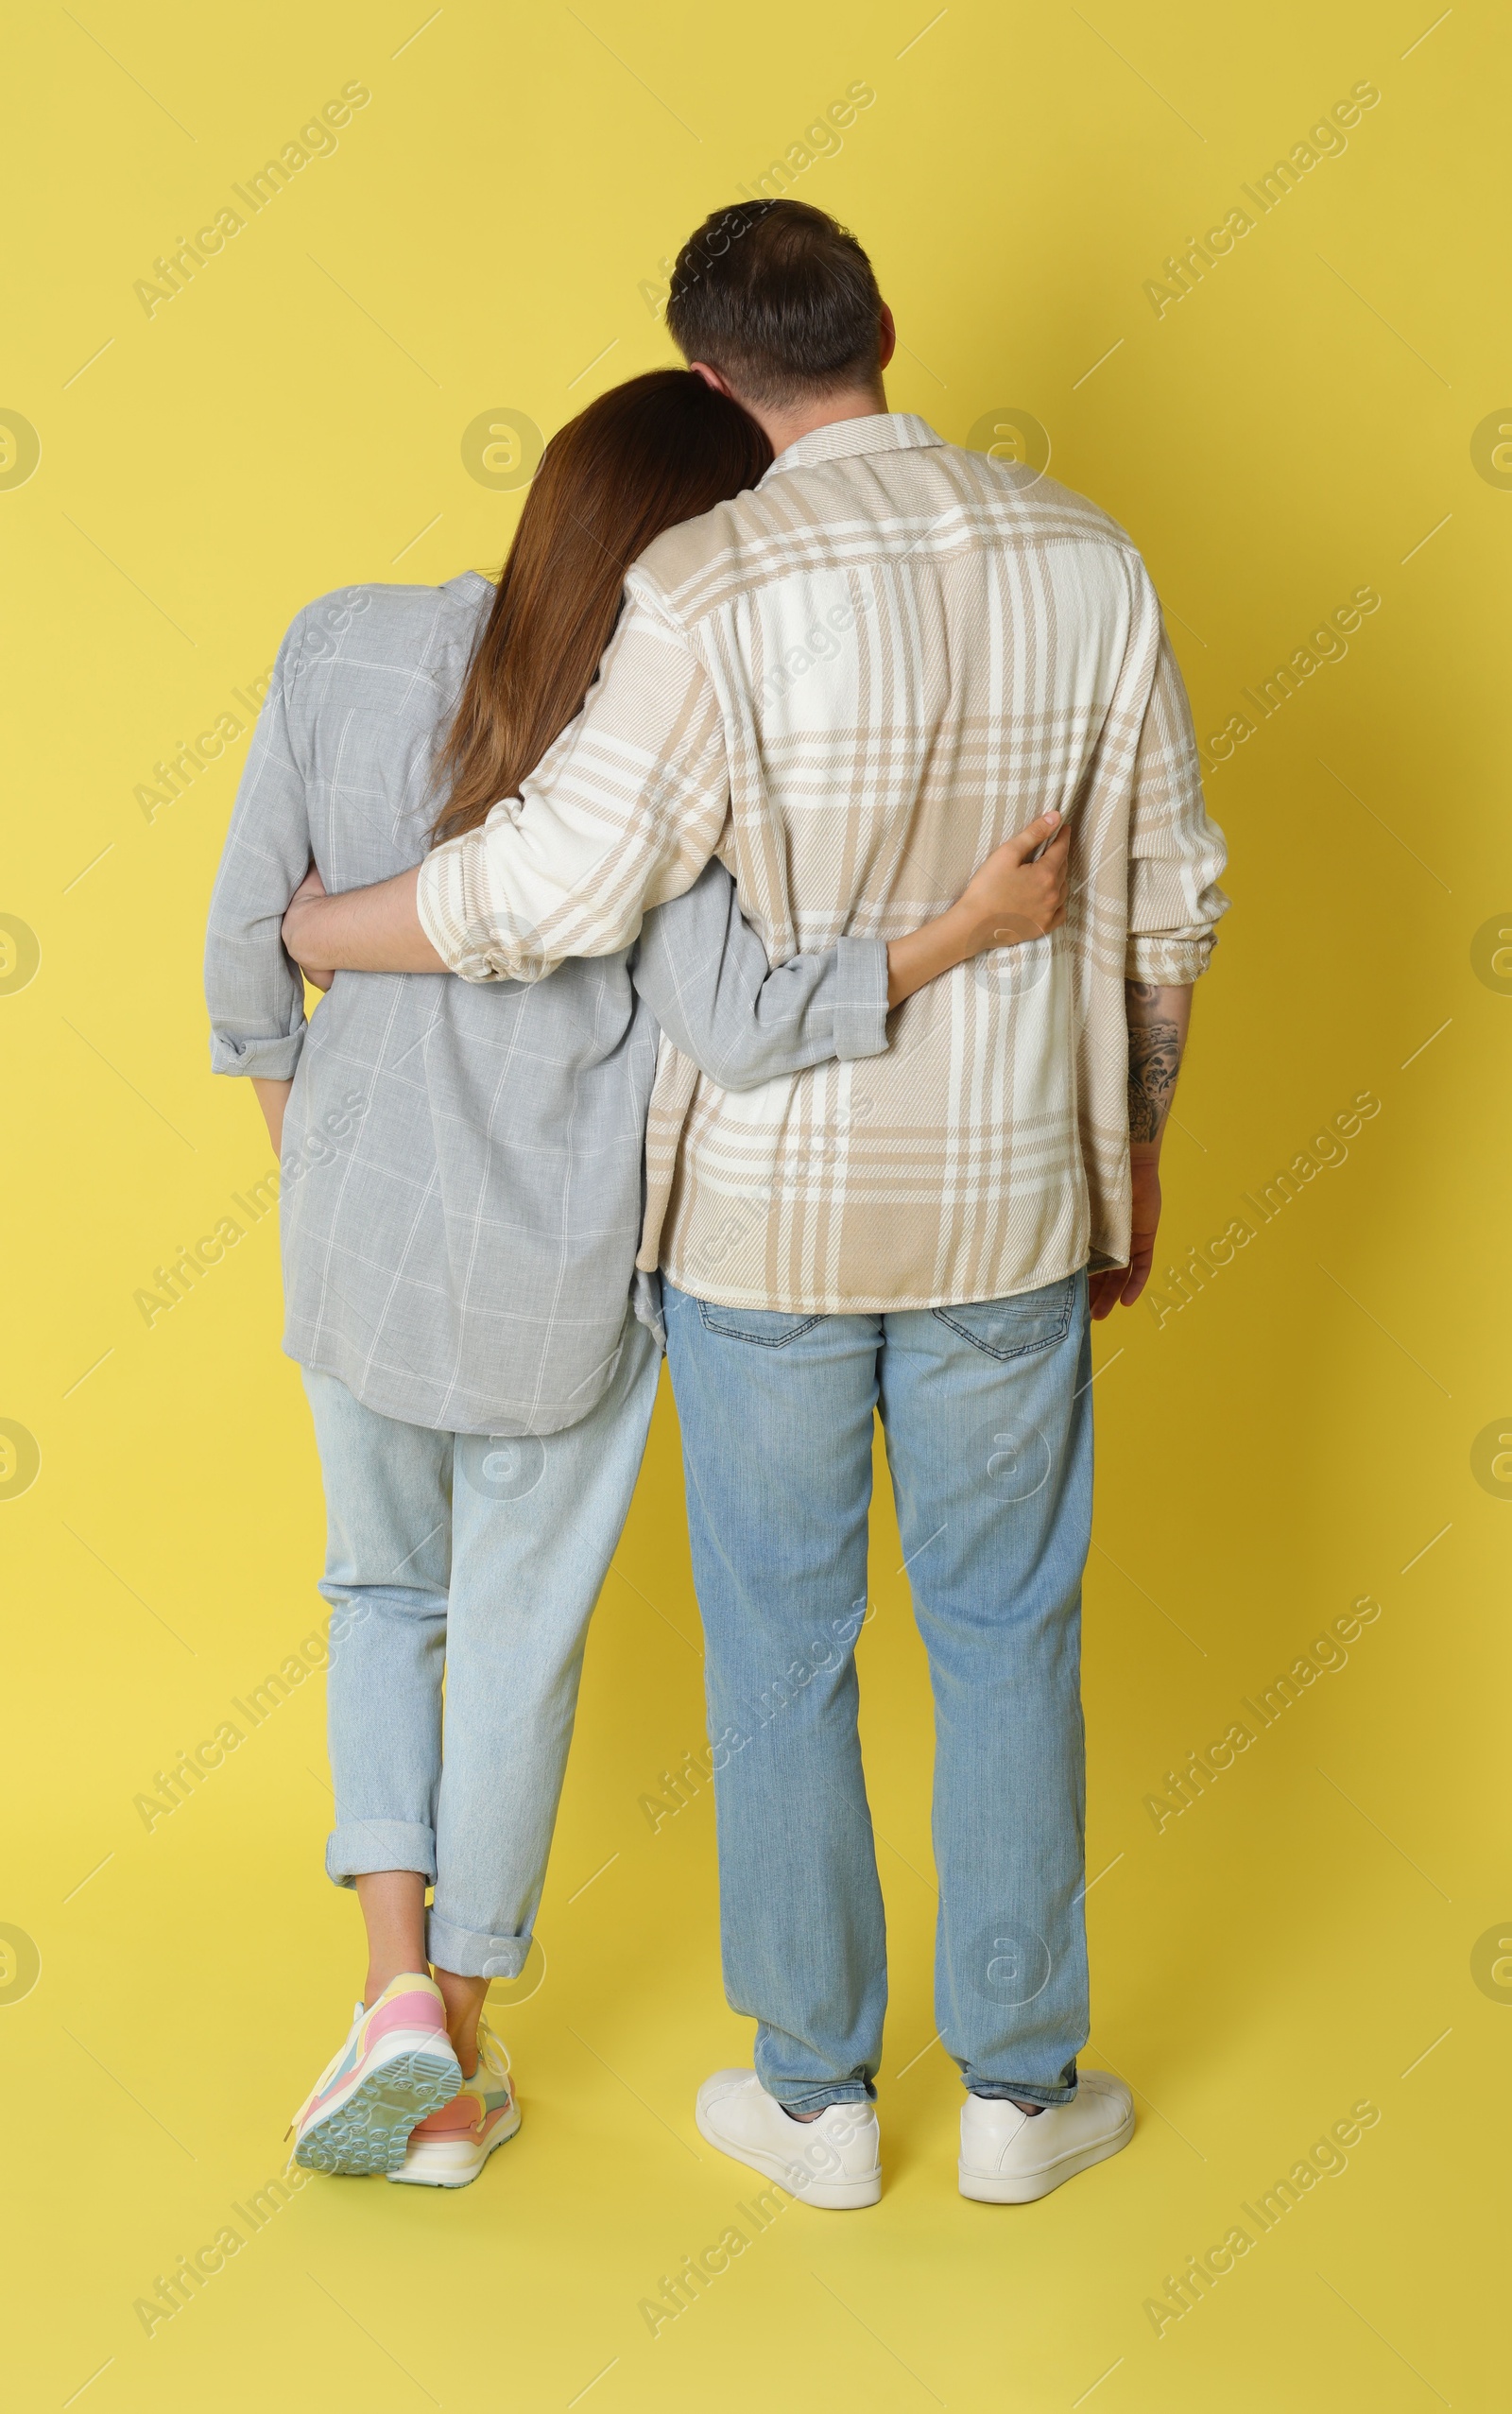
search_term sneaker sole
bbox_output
[388,2098,523,2188]
[958,2105,1135,2203]
[695,2102,881,2209]
[296,2043,462,2179]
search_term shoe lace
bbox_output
[475,2017,511,2084]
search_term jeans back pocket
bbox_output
[695,1299,823,1349]
[930,1273,1079,1361]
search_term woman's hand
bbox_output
[885,810,1071,1008]
[284,862,335,991]
[954,811,1070,954]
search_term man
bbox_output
[284,198,1228,2209]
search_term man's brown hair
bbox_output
[665,200,883,409]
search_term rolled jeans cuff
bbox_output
[326,1819,437,1888]
[967,2077,1078,2109]
[769,2080,875,2112]
[425,1907,533,1982]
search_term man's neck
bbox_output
[747,383,887,459]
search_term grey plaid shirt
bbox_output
[204,575,888,1435]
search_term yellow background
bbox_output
[4,2,1507,2406]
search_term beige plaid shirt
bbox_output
[418,414,1229,1312]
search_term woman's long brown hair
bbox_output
[432,370,772,845]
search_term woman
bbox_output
[204,371,1068,2191]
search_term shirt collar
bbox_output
[763,411,944,481]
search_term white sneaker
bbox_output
[696,2068,882,2209]
[959,2071,1134,2202]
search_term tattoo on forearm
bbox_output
[1125,982,1183,1143]
[1126,1026,1180,1140]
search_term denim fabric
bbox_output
[301,1312,660,1978]
[662,1271,1092,2110]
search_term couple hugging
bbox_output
[206,198,1228,2207]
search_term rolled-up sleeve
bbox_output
[1125,627,1230,985]
[416,599,730,984]
[204,620,311,1078]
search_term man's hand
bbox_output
[1090,1150,1161,1318]
[280,862,446,975]
[284,864,334,991]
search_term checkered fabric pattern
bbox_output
[419,417,1229,1310]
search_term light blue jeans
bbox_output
[301,1313,660,1978]
[662,1271,1092,2112]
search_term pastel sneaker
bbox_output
[695,2068,881,2209]
[389,2018,521,2187]
[958,2070,1134,2202]
[291,1974,461,2178]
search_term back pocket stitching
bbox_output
[696,1302,824,1349]
[930,1285,1074,1362]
